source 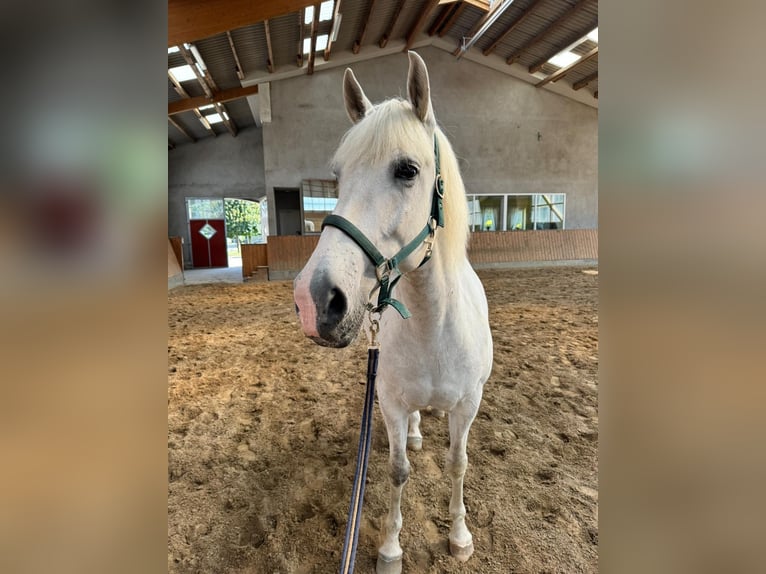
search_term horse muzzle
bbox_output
[294,266,365,348]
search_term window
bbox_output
[467,194,566,231]
[187,198,224,220]
[302,179,338,233]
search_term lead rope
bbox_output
[338,314,380,574]
[334,134,445,573]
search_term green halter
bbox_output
[322,135,445,319]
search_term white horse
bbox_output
[294,52,493,573]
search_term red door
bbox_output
[190,219,227,268]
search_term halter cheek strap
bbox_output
[321,135,445,319]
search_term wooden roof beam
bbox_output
[168,117,196,142]
[379,0,405,48]
[263,20,275,72]
[439,1,466,38]
[572,71,597,90]
[214,102,238,137]
[428,4,456,36]
[297,11,305,67]
[324,0,343,60]
[482,0,545,56]
[169,0,316,46]
[307,3,320,74]
[353,0,378,54]
[535,46,597,87]
[406,0,440,50]
[506,0,590,65]
[226,31,245,80]
[168,84,260,115]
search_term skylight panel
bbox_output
[168,46,179,54]
[169,65,197,83]
[303,34,329,54]
[319,1,334,21]
[548,51,579,68]
[206,113,224,124]
[198,104,214,111]
[304,6,314,24]
[587,28,598,43]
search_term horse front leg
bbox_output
[446,401,480,562]
[377,401,410,574]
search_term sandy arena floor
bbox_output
[168,266,598,573]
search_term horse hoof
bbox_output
[376,552,403,574]
[406,435,422,451]
[449,540,474,562]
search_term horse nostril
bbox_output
[294,303,300,315]
[327,287,347,322]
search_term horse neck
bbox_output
[396,233,463,322]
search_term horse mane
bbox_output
[332,98,469,271]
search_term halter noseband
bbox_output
[321,135,445,319]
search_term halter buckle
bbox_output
[434,174,444,199]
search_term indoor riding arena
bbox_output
[168,1,598,573]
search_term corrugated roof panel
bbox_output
[231,22,270,75]
[267,12,301,70]
[446,3,488,43]
[196,34,242,91]
[333,0,371,54]
[472,0,533,53]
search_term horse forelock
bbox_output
[332,98,469,270]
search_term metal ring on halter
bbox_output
[375,260,392,283]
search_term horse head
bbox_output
[294,52,440,347]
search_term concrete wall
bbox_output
[262,46,597,231]
[168,126,265,266]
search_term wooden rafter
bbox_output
[439,1,466,37]
[482,0,544,56]
[179,44,239,136]
[307,2,320,74]
[353,0,378,54]
[506,0,590,65]
[379,0,405,48]
[264,20,275,72]
[226,31,245,80]
[297,11,305,67]
[168,68,215,135]
[168,84,260,115]
[572,71,597,90]
[406,0,440,49]
[535,46,597,87]
[324,0,342,60]
[169,0,316,46]
[168,117,196,142]
[428,4,455,36]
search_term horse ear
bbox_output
[406,51,435,128]
[343,68,372,124]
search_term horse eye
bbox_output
[394,161,419,181]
